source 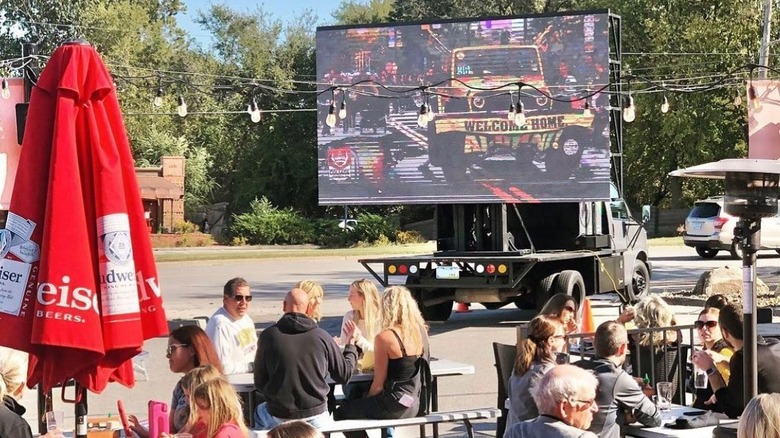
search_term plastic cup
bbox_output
[693,366,708,389]
[45,410,64,431]
[655,382,673,411]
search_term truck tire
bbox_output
[406,278,454,322]
[552,270,585,311]
[544,127,586,180]
[482,302,505,310]
[629,260,650,303]
[695,247,718,259]
[535,273,559,311]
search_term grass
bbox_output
[154,236,685,263]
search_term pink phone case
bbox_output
[148,400,169,438]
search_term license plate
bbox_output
[692,222,703,230]
[436,265,460,280]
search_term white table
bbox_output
[623,406,737,438]
[230,358,475,436]
[758,322,780,338]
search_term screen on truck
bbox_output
[316,12,612,205]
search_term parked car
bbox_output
[683,196,780,259]
[338,219,358,231]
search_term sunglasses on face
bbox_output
[694,320,718,330]
[564,305,575,313]
[231,294,253,302]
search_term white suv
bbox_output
[683,197,780,259]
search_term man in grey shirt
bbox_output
[573,321,661,438]
[504,364,599,438]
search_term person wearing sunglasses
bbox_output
[540,294,580,335]
[690,307,733,411]
[206,277,259,375]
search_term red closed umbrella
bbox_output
[0,40,168,398]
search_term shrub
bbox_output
[354,213,397,244]
[172,220,200,234]
[395,230,426,244]
[230,197,315,244]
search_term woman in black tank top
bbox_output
[334,286,429,438]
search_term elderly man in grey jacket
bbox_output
[504,364,599,438]
[574,321,662,438]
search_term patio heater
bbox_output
[670,158,780,402]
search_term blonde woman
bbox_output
[506,315,567,427]
[294,280,324,322]
[0,347,62,438]
[334,286,429,438]
[190,378,249,438]
[738,393,780,438]
[339,279,383,371]
[179,365,226,436]
[629,294,681,403]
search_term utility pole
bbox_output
[758,0,773,78]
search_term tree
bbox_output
[333,0,394,24]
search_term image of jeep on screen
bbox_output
[316,12,611,205]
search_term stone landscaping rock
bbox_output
[691,265,770,298]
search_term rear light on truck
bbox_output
[714,216,729,230]
[386,264,418,275]
[474,263,508,275]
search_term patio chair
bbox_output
[493,342,517,438]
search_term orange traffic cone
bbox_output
[580,297,596,334]
[456,302,471,313]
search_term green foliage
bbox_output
[333,0,394,24]
[172,220,200,234]
[354,213,398,243]
[230,197,315,244]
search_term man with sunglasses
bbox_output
[504,364,599,438]
[205,277,258,374]
[692,302,780,418]
[573,321,661,438]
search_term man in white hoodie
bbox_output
[206,277,258,374]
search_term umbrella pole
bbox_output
[75,384,88,438]
[36,386,52,434]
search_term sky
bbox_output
[178,0,343,46]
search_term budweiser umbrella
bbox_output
[0,40,168,399]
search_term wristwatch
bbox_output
[706,367,717,376]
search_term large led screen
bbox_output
[316,12,612,205]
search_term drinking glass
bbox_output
[45,410,64,432]
[655,382,673,411]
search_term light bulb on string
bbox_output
[507,93,516,121]
[325,103,337,128]
[733,93,742,107]
[417,102,428,128]
[513,101,526,127]
[583,99,592,117]
[749,85,761,111]
[661,95,669,114]
[338,100,347,119]
[247,97,261,123]
[153,87,163,107]
[622,94,636,123]
[1,79,10,100]
[177,95,188,117]
[426,95,435,122]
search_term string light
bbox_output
[507,93,516,121]
[583,99,592,117]
[247,97,261,123]
[513,84,526,127]
[338,91,347,119]
[1,79,9,100]
[417,101,428,128]
[661,95,669,113]
[153,87,163,107]
[425,94,435,122]
[748,85,761,111]
[623,94,636,123]
[325,90,337,127]
[734,93,743,106]
[176,95,188,117]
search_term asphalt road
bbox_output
[20,244,780,436]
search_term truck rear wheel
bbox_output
[535,273,559,311]
[552,270,585,311]
[407,277,453,321]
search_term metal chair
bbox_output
[493,342,517,438]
